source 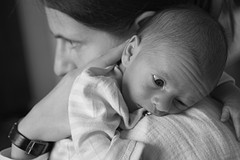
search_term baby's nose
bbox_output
[151,94,173,113]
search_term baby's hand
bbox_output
[221,96,240,141]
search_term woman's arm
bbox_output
[7,43,126,159]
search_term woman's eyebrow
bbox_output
[53,33,81,43]
[49,30,65,39]
[48,30,76,42]
[49,29,85,44]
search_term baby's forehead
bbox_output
[142,45,193,66]
[139,43,205,71]
[143,47,206,79]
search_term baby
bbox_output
[64,5,238,160]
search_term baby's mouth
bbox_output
[136,104,168,116]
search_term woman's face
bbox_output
[45,8,124,77]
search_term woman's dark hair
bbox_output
[40,0,212,36]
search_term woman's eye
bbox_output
[153,75,165,87]
[68,40,81,49]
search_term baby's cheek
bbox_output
[134,89,152,107]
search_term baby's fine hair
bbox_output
[138,5,228,88]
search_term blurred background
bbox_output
[0,0,240,151]
[0,0,56,150]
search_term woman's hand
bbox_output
[211,81,240,141]
[17,42,126,142]
[219,83,240,141]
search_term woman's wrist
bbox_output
[8,119,54,158]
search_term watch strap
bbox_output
[8,121,54,156]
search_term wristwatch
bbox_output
[8,120,54,157]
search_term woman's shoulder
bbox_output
[122,97,240,160]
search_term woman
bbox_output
[1,0,239,159]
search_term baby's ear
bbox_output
[121,35,141,67]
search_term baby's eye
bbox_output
[152,75,165,88]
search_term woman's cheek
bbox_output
[74,45,100,67]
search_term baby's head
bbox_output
[120,6,227,116]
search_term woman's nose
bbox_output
[151,94,173,113]
[54,39,76,77]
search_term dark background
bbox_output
[0,0,31,151]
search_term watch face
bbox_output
[8,121,54,156]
